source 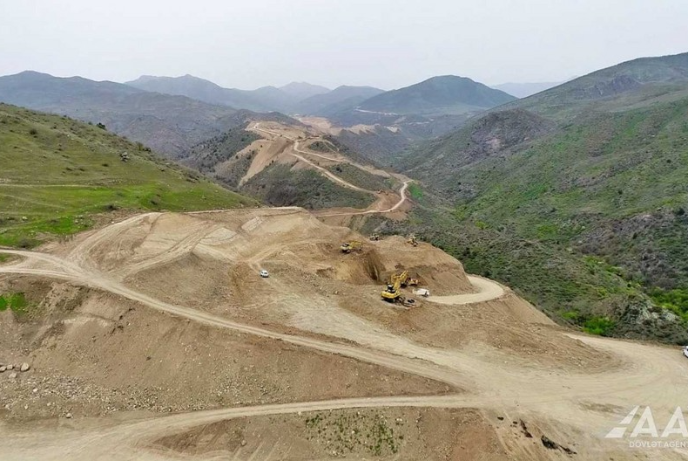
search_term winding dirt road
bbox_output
[0,123,686,459]
[251,122,412,216]
[0,235,686,459]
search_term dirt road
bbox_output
[428,275,504,305]
[0,229,686,459]
[0,123,686,460]
[251,122,412,216]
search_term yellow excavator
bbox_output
[381,270,407,302]
[340,240,362,253]
[406,234,418,247]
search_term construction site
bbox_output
[0,120,687,461]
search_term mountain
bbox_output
[0,103,255,249]
[126,75,332,113]
[125,74,287,112]
[295,85,385,116]
[357,75,517,115]
[376,53,688,343]
[492,81,565,98]
[279,81,330,100]
[508,53,688,118]
[0,71,251,156]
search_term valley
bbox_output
[0,45,687,461]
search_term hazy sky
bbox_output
[1,0,687,90]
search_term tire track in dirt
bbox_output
[250,122,412,216]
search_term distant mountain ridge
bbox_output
[125,74,295,112]
[295,85,385,116]
[0,71,256,156]
[357,75,516,115]
[492,81,566,98]
[279,81,330,100]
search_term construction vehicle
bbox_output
[406,234,418,247]
[381,270,419,304]
[340,240,362,253]
[369,233,380,241]
[381,270,407,302]
[406,276,419,286]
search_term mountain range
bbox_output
[0,71,307,156]
[0,70,519,158]
[381,52,688,342]
[125,75,330,113]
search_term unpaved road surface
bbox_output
[0,209,686,460]
[251,122,412,217]
[0,122,686,460]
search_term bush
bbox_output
[583,316,615,336]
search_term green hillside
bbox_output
[375,54,688,343]
[358,75,516,115]
[0,104,256,248]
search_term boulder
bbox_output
[20,363,30,372]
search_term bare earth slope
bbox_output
[0,209,686,460]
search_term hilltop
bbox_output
[0,103,255,249]
[357,75,516,115]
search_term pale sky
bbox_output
[0,0,687,90]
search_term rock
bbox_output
[20,363,30,372]
[66,412,72,419]
[32,388,38,393]
[7,364,13,370]
[240,440,246,447]
[9,372,17,379]
[0,366,5,372]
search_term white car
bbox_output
[684,346,688,358]
[259,269,269,278]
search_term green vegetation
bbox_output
[243,163,374,210]
[649,287,688,325]
[303,410,402,457]
[408,183,423,200]
[181,127,260,175]
[358,75,516,115]
[0,292,28,313]
[0,104,256,248]
[326,163,391,191]
[369,55,688,343]
[583,316,616,336]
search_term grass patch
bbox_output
[583,316,616,336]
[649,287,688,325]
[408,183,423,200]
[0,103,257,247]
[0,292,28,313]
